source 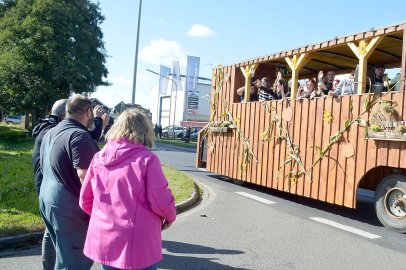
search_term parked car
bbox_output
[190,132,199,141]
[4,115,22,124]
[162,126,184,139]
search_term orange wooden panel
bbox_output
[335,96,350,206]
[286,101,297,194]
[263,102,272,188]
[304,99,317,198]
[239,102,248,181]
[279,101,289,192]
[326,98,341,203]
[354,94,369,189]
[311,98,325,200]
[248,102,256,183]
[297,99,310,196]
[232,103,242,179]
[291,101,302,195]
[256,102,265,186]
[318,97,334,202]
[274,102,285,191]
[344,95,361,208]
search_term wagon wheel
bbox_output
[375,174,406,233]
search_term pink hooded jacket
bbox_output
[79,139,176,269]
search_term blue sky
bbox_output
[91,0,406,109]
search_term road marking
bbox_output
[198,168,207,172]
[310,217,381,239]
[235,192,276,205]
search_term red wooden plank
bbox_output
[304,99,317,198]
[326,98,341,203]
[335,96,350,206]
[344,95,361,208]
[311,98,324,200]
[263,102,272,188]
[248,102,257,183]
[256,102,265,187]
[297,99,310,196]
[291,100,302,195]
[318,97,333,202]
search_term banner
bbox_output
[172,60,181,92]
[185,56,200,115]
[159,65,171,95]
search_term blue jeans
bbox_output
[101,263,158,270]
[41,227,55,270]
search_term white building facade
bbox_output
[150,76,211,128]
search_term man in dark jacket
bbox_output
[32,100,106,270]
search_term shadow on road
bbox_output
[161,240,248,270]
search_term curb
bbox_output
[175,182,201,214]
[0,181,201,251]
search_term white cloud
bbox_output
[187,24,216,38]
[139,39,187,67]
[109,75,132,87]
[92,72,152,108]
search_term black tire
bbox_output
[375,174,406,233]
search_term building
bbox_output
[112,101,152,122]
[150,75,211,128]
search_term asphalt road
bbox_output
[1,143,406,269]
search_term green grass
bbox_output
[164,165,195,202]
[0,123,195,237]
[0,123,42,237]
[155,138,197,148]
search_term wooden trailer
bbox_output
[196,21,406,232]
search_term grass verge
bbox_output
[155,138,197,148]
[0,123,195,237]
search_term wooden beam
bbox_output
[285,53,310,98]
[402,30,406,91]
[318,50,359,61]
[386,35,403,42]
[347,36,384,93]
[375,48,402,60]
[311,54,357,68]
[310,58,346,70]
[240,64,258,102]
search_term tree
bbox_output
[0,0,108,127]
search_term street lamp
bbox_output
[146,69,178,127]
[131,0,142,105]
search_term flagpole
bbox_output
[131,0,142,105]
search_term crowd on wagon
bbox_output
[237,64,401,102]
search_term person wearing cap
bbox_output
[372,64,388,92]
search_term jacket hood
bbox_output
[99,139,148,166]
[31,115,60,138]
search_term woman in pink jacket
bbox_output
[79,109,176,270]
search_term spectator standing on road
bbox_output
[158,125,163,138]
[39,94,99,270]
[185,126,191,143]
[154,123,159,137]
[79,109,176,270]
[31,99,67,270]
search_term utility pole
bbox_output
[131,0,142,105]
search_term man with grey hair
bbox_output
[39,94,99,269]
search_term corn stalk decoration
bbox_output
[261,102,311,184]
[312,82,402,168]
[202,65,258,176]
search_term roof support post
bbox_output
[347,36,383,94]
[240,64,258,102]
[401,30,406,91]
[285,53,310,99]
